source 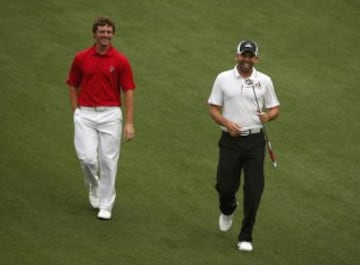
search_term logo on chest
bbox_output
[109,65,115,73]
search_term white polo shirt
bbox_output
[208,66,280,131]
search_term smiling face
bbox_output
[235,51,258,77]
[93,24,114,50]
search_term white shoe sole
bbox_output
[97,209,112,220]
[238,242,253,252]
[219,213,233,232]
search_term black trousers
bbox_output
[215,131,265,242]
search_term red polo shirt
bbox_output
[66,45,135,106]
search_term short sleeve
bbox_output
[208,74,223,106]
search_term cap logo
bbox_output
[237,40,258,55]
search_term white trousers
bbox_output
[73,107,122,211]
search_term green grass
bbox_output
[0,0,359,264]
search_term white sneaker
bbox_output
[97,209,112,220]
[219,213,234,232]
[89,183,99,209]
[237,241,253,252]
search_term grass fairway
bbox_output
[0,0,359,264]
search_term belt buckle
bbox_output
[95,107,107,112]
[240,130,250,136]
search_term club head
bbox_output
[245,79,255,86]
[272,161,277,168]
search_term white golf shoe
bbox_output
[237,241,253,252]
[97,209,112,220]
[219,213,234,232]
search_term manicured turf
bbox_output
[0,0,359,264]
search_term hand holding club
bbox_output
[249,79,277,168]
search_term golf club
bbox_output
[248,79,277,168]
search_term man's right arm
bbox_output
[68,86,79,112]
[209,104,241,137]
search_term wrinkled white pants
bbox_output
[73,107,122,211]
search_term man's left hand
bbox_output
[124,123,135,142]
[258,112,269,123]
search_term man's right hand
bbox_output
[224,120,242,137]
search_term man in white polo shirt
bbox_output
[208,40,280,252]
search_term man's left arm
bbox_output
[259,78,280,123]
[123,89,135,141]
[258,106,280,123]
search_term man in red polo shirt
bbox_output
[66,16,136,220]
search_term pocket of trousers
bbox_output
[115,107,123,122]
[73,108,80,123]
